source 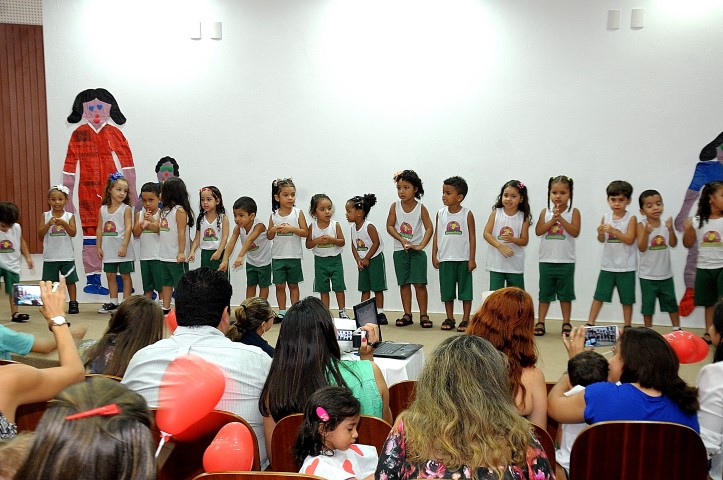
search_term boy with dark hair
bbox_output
[587,180,638,328]
[0,202,34,322]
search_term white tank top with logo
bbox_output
[350,220,383,260]
[0,224,22,273]
[436,206,470,262]
[311,219,342,258]
[696,216,723,270]
[271,207,303,260]
[486,208,525,274]
[639,222,673,280]
[138,209,161,261]
[393,200,425,251]
[538,208,576,263]
[600,211,637,272]
[200,214,223,251]
[42,211,75,261]
[100,204,134,263]
[159,205,190,262]
[239,218,272,267]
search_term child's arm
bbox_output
[96,210,104,260]
[431,212,440,269]
[118,206,133,257]
[266,214,277,240]
[596,215,606,243]
[176,207,188,263]
[20,237,34,269]
[601,215,637,245]
[334,222,346,248]
[220,225,240,272]
[534,209,550,236]
[211,215,231,262]
[132,210,144,238]
[38,213,50,239]
[637,221,651,252]
[483,211,513,258]
[667,217,678,248]
[350,229,363,270]
[58,214,76,237]
[503,218,530,247]
[385,203,409,249]
[682,218,697,248]
[413,204,434,250]
[468,211,477,272]
[305,222,316,249]
[234,224,266,268]
[188,228,201,262]
[564,208,581,238]
[360,224,382,268]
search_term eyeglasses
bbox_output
[268,313,277,322]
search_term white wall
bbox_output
[40,0,723,326]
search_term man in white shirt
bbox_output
[122,267,272,467]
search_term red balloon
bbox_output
[156,355,226,436]
[664,330,709,364]
[203,422,255,472]
[165,308,178,333]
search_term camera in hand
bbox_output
[352,329,367,348]
[13,284,43,306]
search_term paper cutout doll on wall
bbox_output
[62,88,138,295]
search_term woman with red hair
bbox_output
[466,287,547,428]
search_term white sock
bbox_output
[110,298,118,305]
[377,308,384,314]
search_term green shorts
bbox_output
[640,277,678,315]
[538,263,575,302]
[0,267,19,295]
[593,270,636,305]
[140,259,164,293]
[201,249,228,280]
[393,250,428,286]
[273,258,303,285]
[314,254,346,293]
[694,267,723,307]
[103,261,135,274]
[358,253,387,293]
[247,263,272,288]
[160,261,189,288]
[489,271,525,291]
[42,260,79,284]
[439,261,473,302]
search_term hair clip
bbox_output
[200,187,211,193]
[65,403,121,420]
[518,181,526,189]
[392,170,403,182]
[50,185,70,195]
[316,406,330,422]
[109,171,125,181]
[567,177,572,182]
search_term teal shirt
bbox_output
[0,325,33,360]
[332,359,383,418]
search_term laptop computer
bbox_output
[352,298,424,360]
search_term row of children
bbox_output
[2,170,722,339]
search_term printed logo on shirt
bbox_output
[606,232,621,243]
[160,218,170,232]
[49,224,67,236]
[701,231,722,247]
[545,222,565,240]
[102,221,118,236]
[249,242,258,252]
[0,239,14,253]
[444,221,463,235]
[356,238,369,252]
[399,222,413,240]
[317,241,334,248]
[497,226,514,240]
[649,235,667,250]
[202,227,218,242]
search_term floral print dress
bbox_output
[375,420,555,480]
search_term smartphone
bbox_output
[12,284,43,306]
[584,325,619,347]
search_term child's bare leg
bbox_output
[587,299,604,325]
[8,294,17,316]
[106,272,119,299]
[144,290,154,299]
[538,301,550,325]
[560,301,572,324]
[334,291,346,310]
[669,311,681,328]
[462,300,472,321]
[361,291,371,302]
[246,285,256,299]
[643,314,653,327]
[67,282,77,302]
[622,304,633,326]
[259,285,269,300]
[400,284,412,314]
[289,283,300,305]
[414,284,428,316]
[374,291,384,309]
[320,291,330,308]
[705,306,714,331]
[121,273,132,299]
[275,283,287,311]
[162,286,173,309]
[444,300,455,320]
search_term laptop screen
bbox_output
[353,298,382,342]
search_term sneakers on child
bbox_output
[338,310,350,319]
[97,303,118,314]
[274,311,285,324]
[68,301,80,315]
[377,312,388,325]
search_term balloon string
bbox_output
[155,431,171,458]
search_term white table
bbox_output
[342,347,424,386]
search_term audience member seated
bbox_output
[698,301,723,480]
[375,335,554,479]
[260,296,391,463]
[0,277,85,441]
[1,319,86,360]
[13,377,156,479]
[79,295,164,376]
[554,351,609,480]
[466,287,548,428]
[226,296,276,357]
[122,267,272,467]
[548,326,699,432]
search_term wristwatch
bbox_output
[48,316,70,332]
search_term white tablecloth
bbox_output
[342,347,424,386]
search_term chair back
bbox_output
[388,380,416,421]
[15,401,49,432]
[569,421,708,480]
[151,409,261,480]
[270,413,392,473]
[530,422,556,471]
[193,472,324,480]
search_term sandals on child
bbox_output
[456,320,469,332]
[440,318,456,331]
[560,322,572,336]
[11,312,29,323]
[396,313,413,327]
[419,315,433,329]
[534,322,547,336]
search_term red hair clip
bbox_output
[65,403,121,420]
